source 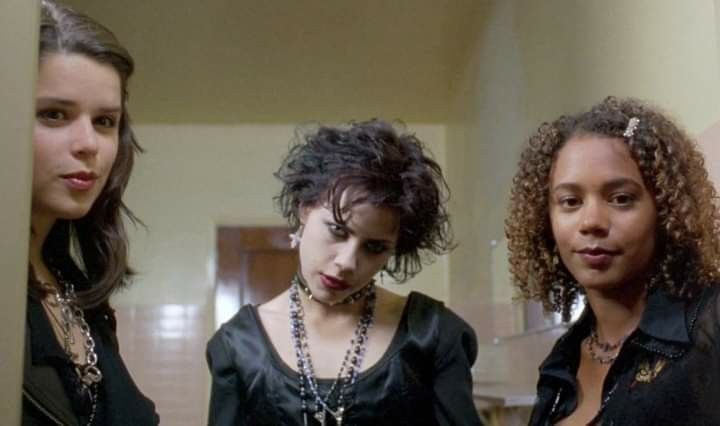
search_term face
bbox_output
[32,53,122,224]
[298,200,399,304]
[549,135,657,293]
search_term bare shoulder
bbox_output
[257,289,290,324]
[374,287,408,324]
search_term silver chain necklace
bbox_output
[289,275,376,426]
[43,273,103,426]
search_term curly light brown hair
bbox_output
[506,96,720,320]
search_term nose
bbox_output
[69,116,99,157]
[579,199,609,236]
[334,241,359,273]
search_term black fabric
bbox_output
[23,297,159,426]
[207,291,482,426]
[529,286,720,426]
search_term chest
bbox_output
[236,340,438,426]
[261,311,399,378]
[547,344,720,425]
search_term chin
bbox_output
[55,204,94,220]
[576,277,626,293]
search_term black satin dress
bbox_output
[207,291,481,426]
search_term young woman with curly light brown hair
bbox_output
[506,97,720,425]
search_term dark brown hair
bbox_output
[506,97,720,320]
[35,0,141,308]
[274,119,454,283]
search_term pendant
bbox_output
[314,409,326,426]
[335,406,344,426]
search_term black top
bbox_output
[207,291,481,426]
[530,287,720,425]
[23,296,159,426]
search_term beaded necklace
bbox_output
[289,275,376,426]
[585,327,629,364]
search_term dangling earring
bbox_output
[551,246,560,270]
[379,270,386,286]
[289,225,304,249]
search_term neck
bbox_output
[300,288,369,320]
[295,275,369,320]
[29,213,57,284]
[585,281,647,343]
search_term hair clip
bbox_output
[623,117,640,138]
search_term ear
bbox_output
[298,203,312,225]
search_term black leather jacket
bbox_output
[530,286,720,426]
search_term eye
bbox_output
[326,222,348,238]
[94,115,118,129]
[37,109,66,123]
[557,196,581,209]
[609,193,636,206]
[365,241,389,255]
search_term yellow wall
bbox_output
[0,0,37,423]
[114,123,449,308]
[446,0,720,333]
[698,1,720,189]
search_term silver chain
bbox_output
[45,277,102,425]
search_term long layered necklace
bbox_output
[289,275,376,426]
[41,273,103,425]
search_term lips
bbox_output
[575,246,620,268]
[320,274,351,291]
[61,171,98,191]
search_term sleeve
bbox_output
[206,329,244,426]
[432,311,483,426]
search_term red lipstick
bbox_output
[320,274,351,291]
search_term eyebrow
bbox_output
[552,177,644,193]
[36,97,122,114]
[327,220,397,246]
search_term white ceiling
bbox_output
[64,0,485,123]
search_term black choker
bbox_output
[293,274,375,306]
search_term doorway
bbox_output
[214,226,298,326]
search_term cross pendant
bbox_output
[335,407,344,426]
[314,409,326,426]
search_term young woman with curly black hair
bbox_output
[207,119,481,425]
[506,97,720,425]
[24,1,158,424]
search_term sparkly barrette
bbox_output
[623,117,640,138]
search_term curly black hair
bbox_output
[506,97,720,320]
[274,119,454,283]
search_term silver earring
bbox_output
[289,225,303,249]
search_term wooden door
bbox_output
[214,226,298,326]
